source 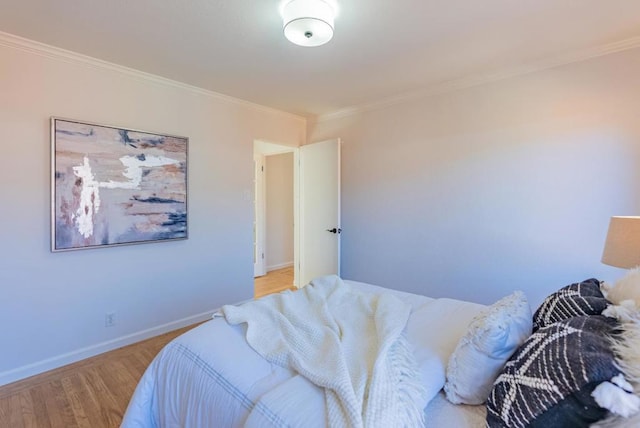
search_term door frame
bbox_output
[253,153,266,277]
[254,139,341,289]
[254,140,300,287]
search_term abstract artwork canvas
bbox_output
[51,118,188,251]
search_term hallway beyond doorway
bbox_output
[254,266,295,299]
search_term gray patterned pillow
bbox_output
[533,278,608,331]
[486,315,620,428]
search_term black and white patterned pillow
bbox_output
[486,315,620,428]
[533,278,608,331]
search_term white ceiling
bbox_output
[1,1,640,118]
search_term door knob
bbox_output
[326,228,342,234]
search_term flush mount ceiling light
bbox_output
[282,0,335,47]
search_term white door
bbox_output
[299,139,341,286]
[254,154,266,277]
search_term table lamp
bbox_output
[601,216,640,306]
[602,216,640,269]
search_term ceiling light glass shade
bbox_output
[282,0,335,47]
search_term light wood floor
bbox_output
[0,268,295,427]
[254,266,296,298]
[0,324,198,428]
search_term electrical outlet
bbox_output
[105,312,116,327]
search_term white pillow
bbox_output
[444,291,532,405]
[406,298,486,407]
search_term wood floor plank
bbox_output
[254,266,296,298]
[40,381,72,428]
[95,361,137,412]
[123,353,148,381]
[9,393,26,428]
[0,394,14,428]
[0,393,27,428]
[29,386,52,428]
[60,376,91,428]
[131,350,155,374]
[18,390,37,428]
[62,374,100,428]
[79,368,122,427]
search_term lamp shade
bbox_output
[282,0,335,47]
[602,216,640,268]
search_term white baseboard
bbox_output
[266,261,294,272]
[0,308,219,388]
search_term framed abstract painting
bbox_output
[51,118,188,252]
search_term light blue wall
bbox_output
[310,48,640,307]
[266,152,295,269]
[0,37,305,385]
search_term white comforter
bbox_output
[221,275,425,428]
[121,280,486,427]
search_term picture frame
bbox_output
[51,117,188,252]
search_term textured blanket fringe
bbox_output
[603,301,640,323]
[361,332,426,428]
[602,304,640,389]
[592,375,640,417]
[390,334,426,428]
[592,304,640,427]
[604,268,640,308]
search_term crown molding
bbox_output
[0,31,306,124]
[3,30,639,125]
[316,35,640,123]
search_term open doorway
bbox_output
[253,138,342,299]
[254,141,298,298]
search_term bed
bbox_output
[121,279,488,427]
[122,280,640,428]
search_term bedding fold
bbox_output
[221,275,427,428]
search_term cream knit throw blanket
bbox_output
[221,275,425,428]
